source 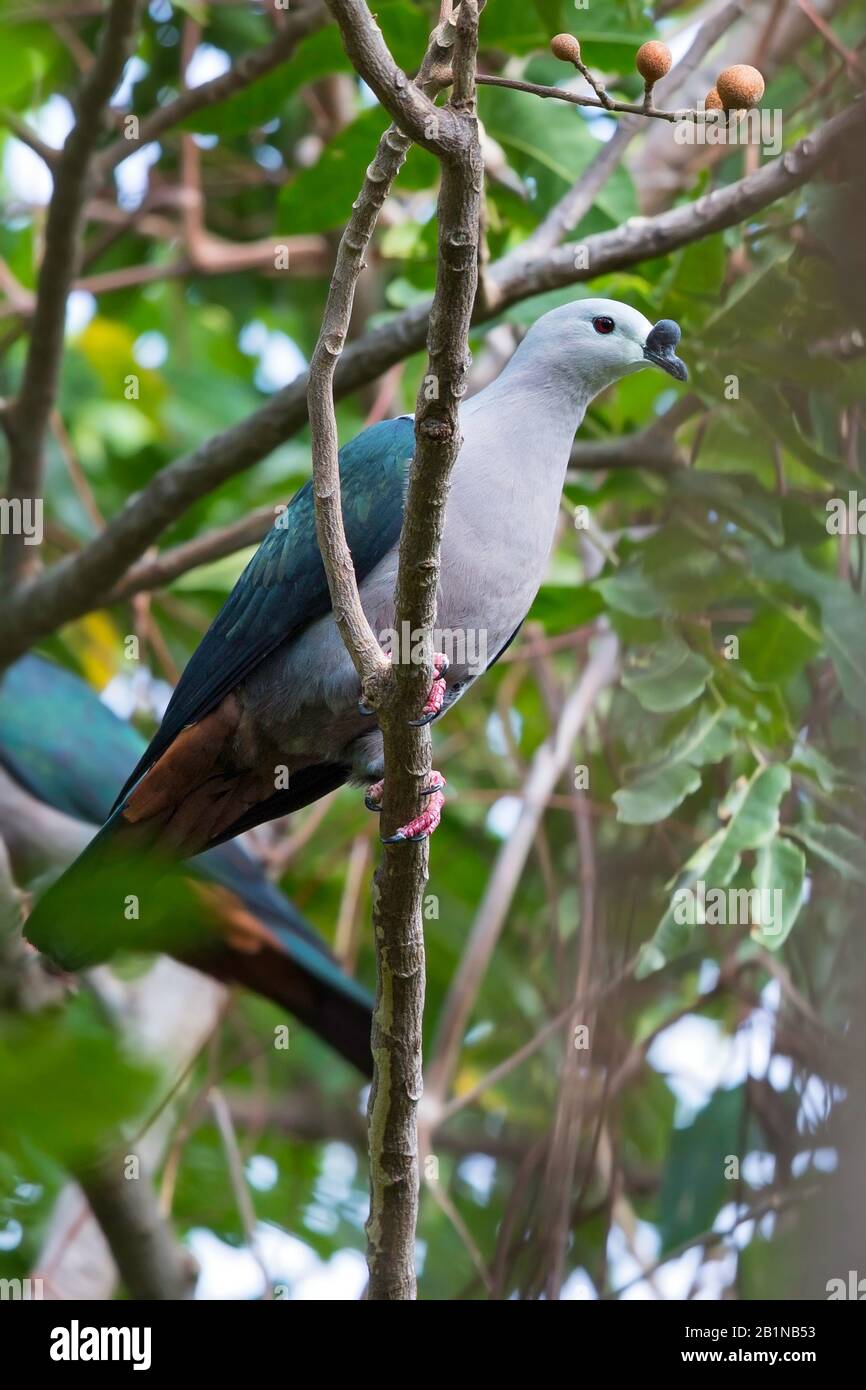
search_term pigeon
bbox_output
[24,299,686,969]
[0,653,373,1072]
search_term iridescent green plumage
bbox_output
[0,653,373,1073]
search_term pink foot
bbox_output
[409,652,450,727]
[365,771,446,843]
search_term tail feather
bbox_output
[25,812,374,1076]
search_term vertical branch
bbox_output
[2,0,143,587]
[367,0,481,1301]
[307,0,479,1299]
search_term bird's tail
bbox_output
[24,815,373,1076]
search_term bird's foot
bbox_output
[358,652,450,725]
[409,651,450,727]
[364,770,446,843]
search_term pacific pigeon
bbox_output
[0,653,373,1073]
[25,299,686,967]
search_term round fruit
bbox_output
[715,64,765,110]
[636,41,673,84]
[550,33,582,66]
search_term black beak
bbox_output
[643,319,688,382]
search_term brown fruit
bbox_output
[550,33,582,66]
[704,87,724,111]
[636,40,673,84]
[715,64,765,110]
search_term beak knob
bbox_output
[644,318,688,381]
[646,319,682,352]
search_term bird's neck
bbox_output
[459,348,590,494]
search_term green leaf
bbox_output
[637,764,792,976]
[739,607,821,685]
[478,84,635,224]
[278,108,437,234]
[751,838,806,949]
[751,548,866,714]
[595,563,664,618]
[0,995,156,1169]
[622,636,712,714]
[658,1087,746,1255]
[672,471,784,548]
[615,706,740,826]
[788,822,866,886]
[614,762,702,826]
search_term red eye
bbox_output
[593,316,615,335]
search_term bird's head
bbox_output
[519,298,689,398]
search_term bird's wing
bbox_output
[0,651,147,825]
[2,653,373,1072]
[114,414,416,810]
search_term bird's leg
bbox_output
[361,651,450,841]
[365,770,446,844]
[358,651,450,724]
[409,651,450,727]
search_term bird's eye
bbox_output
[593,316,616,335]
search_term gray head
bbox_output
[509,298,688,401]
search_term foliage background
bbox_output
[0,0,864,1299]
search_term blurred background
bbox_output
[1,0,865,1300]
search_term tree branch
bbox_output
[0,100,861,664]
[424,633,619,1119]
[2,0,143,587]
[363,0,481,1302]
[305,0,481,1301]
[77,1154,198,1301]
[516,0,747,260]
[325,0,462,156]
[93,1,331,178]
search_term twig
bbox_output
[796,0,866,80]
[424,634,619,1120]
[0,107,59,167]
[2,0,143,587]
[209,1087,271,1298]
[475,74,702,124]
[93,1,331,178]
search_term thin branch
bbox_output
[0,107,59,167]
[325,0,462,155]
[796,0,866,80]
[568,394,703,475]
[363,0,481,1301]
[475,73,706,123]
[93,1,331,178]
[77,1155,198,1301]
[0,100,862,665]
[516,0,748,259]
[2,0,143,587]
[106,505,278,602]
[424,633,619,1119]
[307,0,481,1302]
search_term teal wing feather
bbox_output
[114,415,415,809]
[0,653,373,1068]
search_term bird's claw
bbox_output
[364,779,385,813]
[365,771,447,843]
[408,652,450,727]
[381,787,446,844]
